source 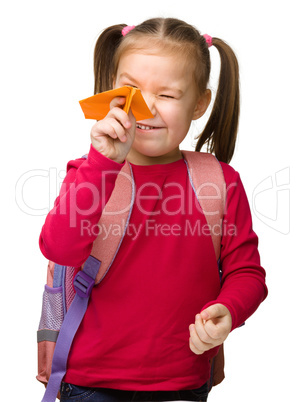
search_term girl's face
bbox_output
[115,47,210,165]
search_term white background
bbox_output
[1,0,303,400]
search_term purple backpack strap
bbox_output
[41,162,135,401]
[41,256,100,402]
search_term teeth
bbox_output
[136,124,155,130]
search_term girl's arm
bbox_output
[203,164,268,331]
[189,164,267,354]
[39,145,125,267]
[40,97,136,268]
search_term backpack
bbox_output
[37,150,226,402]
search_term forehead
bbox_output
[116,46,196,87]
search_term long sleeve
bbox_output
[39,145,125,267]
[202,163,268,330]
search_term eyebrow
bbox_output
[119,73,139,86]
[119,73,183,95]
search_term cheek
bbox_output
[158,102,186,126]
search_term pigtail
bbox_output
[195,38,240,164]
[94,24,126,94]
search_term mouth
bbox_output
[136,123,158,130]
[136,123,165,132]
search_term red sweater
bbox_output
[39,145,267,391]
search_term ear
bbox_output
[192,89,211,120]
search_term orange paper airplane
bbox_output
[79,86,154,121]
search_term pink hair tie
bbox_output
[122,25,136,37]
[203,34,213,48]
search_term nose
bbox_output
[142,92,156,116]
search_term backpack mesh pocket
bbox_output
[38,285,64,332]
[64,266,76,312]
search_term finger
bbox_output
[127,106,136,124]
[94,118,126,141]
[200,304,225,321]
[189,323,213,353]
[189,336,204,355]
[201,304,232,340]
[203,319,224,341]
[109,96,126,110]
[194,314,214,344]
[108,107,132,130]
[107,119,127,142]
[204,315,232,341]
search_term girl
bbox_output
[39,17,267,402]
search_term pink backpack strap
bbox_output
[182,150,226,390]
[89,161,135,283]
[181,150,226,261]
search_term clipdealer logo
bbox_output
[80,218,237,240]
[15,167,66,216]
[252,167,290,235]
[15,165,291,236]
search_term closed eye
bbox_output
[160,94,175,99]
[126,84,139,89]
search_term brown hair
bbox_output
[93,18,239,164]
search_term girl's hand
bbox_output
[90,97,136,163]
[189,304,232,355]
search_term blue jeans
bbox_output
[60,382,209,401]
